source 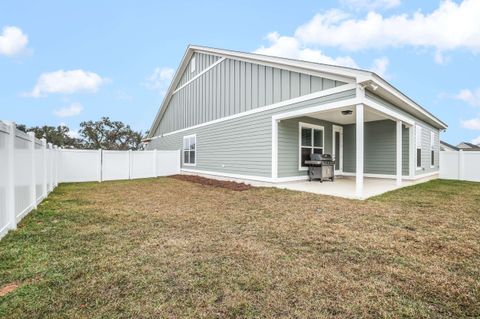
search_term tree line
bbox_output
[17,117,146,150]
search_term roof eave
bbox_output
[364,73,448,130]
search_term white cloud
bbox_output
[254,32,359,68]
[53,103,84,118]
[29,69,106,97]
[341,0,401,10]
[455,88,480,107]
[295,0,480,56]
[471,136,480,145]
[370,57,389,77]
[461,117,480,130]
[0,26,28,57]
[144,67,175,95]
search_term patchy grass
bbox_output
[0,178,479,318]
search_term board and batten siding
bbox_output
[365,90,440,175]
[342,120,410,176]
[148,89,356,177]
[175,53,222,89]
[154,53,347,135]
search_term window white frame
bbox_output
[190,56,196,73]
[430,131,435,168]
[298,122,325,171]
[182,134,196,166]
[416,125,422,170]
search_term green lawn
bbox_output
[1,178,479,318]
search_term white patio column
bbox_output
[355,104,364,198]
[396,120,402,186]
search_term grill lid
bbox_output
[310,153,332,161]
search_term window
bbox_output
[190,56,196,73]
[299,123,324,169]
[183,134,196,166]
[416,125,422,169]
[430,131,435,167]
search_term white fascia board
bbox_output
[360,74,447,129]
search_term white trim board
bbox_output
[150,84,356,139]
[173,58,226,95]
[181,168,274,183]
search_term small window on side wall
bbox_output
[416,125,422,169]
[183,134,196,166]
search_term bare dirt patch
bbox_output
[0,283,18,297]
[171,174,252,191]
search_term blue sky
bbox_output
[1,0,479,145]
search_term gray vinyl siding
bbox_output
[155,56,347,135]
[342,120,409,176]
[277,117,334,178]
[416,121,440,175]
[148,89,356,177]
[365,90,440,175]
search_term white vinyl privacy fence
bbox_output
[59,149,180,182]
[439,151,480,182]
[0,121,180,240]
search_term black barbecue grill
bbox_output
[304,154,335,182]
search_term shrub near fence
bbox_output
[0,120,180,240]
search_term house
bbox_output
[146,45,447,198]
[457,142,480,151]
[440,140,459,152]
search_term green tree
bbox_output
[79,117,143,150]
[16,124,82,148]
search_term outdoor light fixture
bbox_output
[341,110,353,115]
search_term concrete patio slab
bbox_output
[180,172,439,200]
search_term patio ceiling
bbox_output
[307,105,389,125]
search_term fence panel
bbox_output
[462,152,480,182]
[131,151,155,179]
[59,149,101,182]
[0,123,9,238]
[439,151,459,180]
[440,151,480,182]
[35,139,45,202]
[156,150,181,176]
[14,131,33,221]
[102,150,129,181]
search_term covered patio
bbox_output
[272,86,416,199]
